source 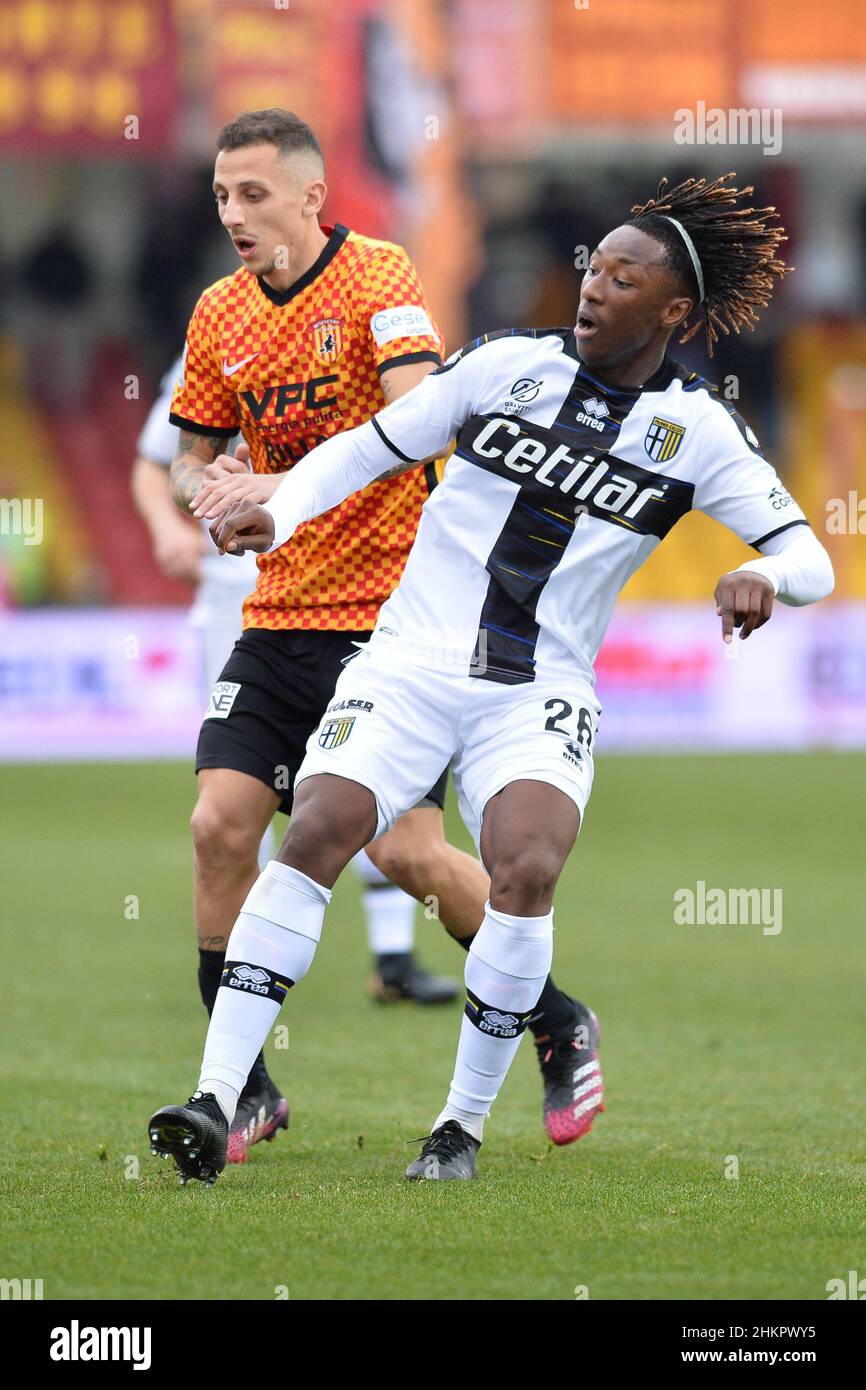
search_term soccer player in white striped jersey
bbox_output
[149,174,833,1183]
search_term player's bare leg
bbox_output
[406,780,603,1180]
[192,769,279,950]
[191,768,288,1161]
[362,806,476,1003]
[366,806,488,937]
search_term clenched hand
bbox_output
[210,500,277,556]
[714,570,775,642]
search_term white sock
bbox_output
[198,861,331,1123]
[434,902,553,1143]
[351,850,416,955]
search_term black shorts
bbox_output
[196,628,448,817]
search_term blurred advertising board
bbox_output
[0,0,177,153]
[454,0,866,146]
[0,608,203,760]
[1,604,864,762]
[595,603,866,751]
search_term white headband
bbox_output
[663,216,705,303]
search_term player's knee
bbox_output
[366,827,445,898]
[278,797,364,882]
[191,796,261,876]
[488,842,562,911]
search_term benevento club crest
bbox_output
[645,416,686,463]
[312,317,344,362]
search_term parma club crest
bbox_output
[645,416,686,463]
[312,317,344,363]
[318,715,354,749]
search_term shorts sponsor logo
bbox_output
[562,739,585,770]
[327,697,374,713]
[318,716,355,749]
[205,680,241,719]
[370,305,435,347]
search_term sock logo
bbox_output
[465,990,531,1038]
[232,965,270,986]
[480,1009,520,1037]
[222,961,292,1002]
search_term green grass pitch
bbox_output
[1,753,863,1301]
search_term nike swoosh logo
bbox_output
[223,353,260,376]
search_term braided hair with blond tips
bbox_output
[628,173,792,356]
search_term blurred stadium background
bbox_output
[1,0,865,756]
[1,0,865,1305]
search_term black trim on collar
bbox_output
[642,353,677,392]
[569,338,678,396]
[377,349,442,377]
[256,223,349,306]
[371,414,416,463]
[751,518,809,551]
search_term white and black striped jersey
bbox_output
[266,327,811,687]
[362,328,808,684]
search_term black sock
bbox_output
[527,976,577,1039]
[197,947,225,1014]
[376,951,412,986]
[449,935,576,1040]
[197,948,270,1092]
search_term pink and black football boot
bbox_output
[227,1079,290,1164]
[535,1001,605,1146]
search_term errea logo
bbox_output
[575,397,609,432]
[233,965,270,986]
[479,1009,520,1037]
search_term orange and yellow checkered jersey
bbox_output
[169,223,445,631]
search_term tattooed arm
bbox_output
[169,431,234,513]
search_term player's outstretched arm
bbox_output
[211,421,438,555]
[211,344,485,552]
[713,525,834,643]
[191,379,437,523]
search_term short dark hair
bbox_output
[216,109,324,167]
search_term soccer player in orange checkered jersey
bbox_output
[167,110,589,1164]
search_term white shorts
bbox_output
[294,646,601,848]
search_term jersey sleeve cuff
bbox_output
[750,517,808,550]
[168,412,236,437]
[371,414,418,463]
[376,349,442,377]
